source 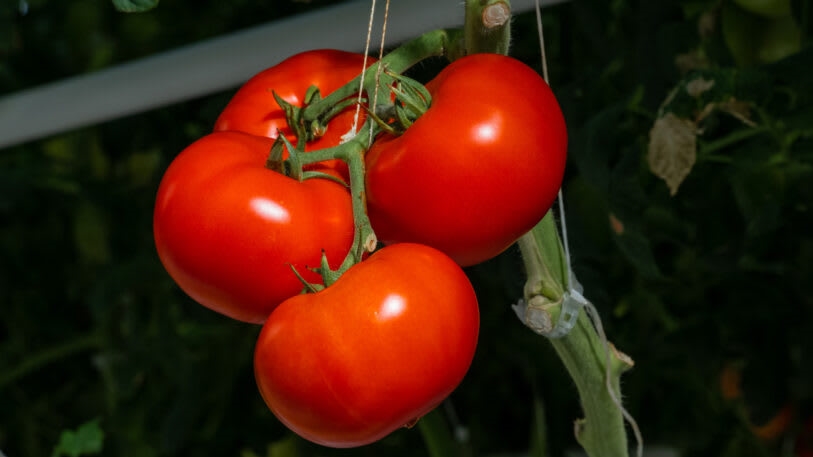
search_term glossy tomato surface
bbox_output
[254,243,480,448]
[214,49,373,149]
[365,53,568,266]
[153,131,355,324]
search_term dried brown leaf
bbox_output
[648,113,698,196]
[686,77,715,98]
[718,97,757,127]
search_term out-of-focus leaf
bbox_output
[722,2,802,67]
[265,436,300,457]
[127,149,161,186]
[528,390,548,457]
[611,219,663,279]
[51,419,104,457]
[570,105,626,192]
[73,200,111,264]
[112,0,159,13]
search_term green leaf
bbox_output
[51,419,104,457]
[112,0,158,13]
[73,200,111,265]
[612,225,663,279]
[570,105,627,193]
[265,435,300,457]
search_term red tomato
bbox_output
[365,53,568,266]
[254,243,480,447]
[153,131,355,324]
[214,50,374,176]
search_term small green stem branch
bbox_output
[0,333,102,390]
[336,142,376,274]
[699,124,770,157]
[519,212,566,302]
[464,0,512,55]
[289,127,375,283]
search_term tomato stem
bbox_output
[464,0,512,55]
[518,212,566,302]
[290,121,377,280]
[300,29,463,129]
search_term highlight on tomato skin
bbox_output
[365,53,568,267]
[253,243,480,448]
[152,131,355,324]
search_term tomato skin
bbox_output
[254,243,480,448]
[214,49,372,149]
[153,131,355,324]
[365,53,568,266]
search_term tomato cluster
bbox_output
[153,48,566,447]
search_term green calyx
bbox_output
[263,29,465,289]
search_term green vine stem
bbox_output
[520,216,634,457]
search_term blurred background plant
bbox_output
[1,1,811,456]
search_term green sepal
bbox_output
[265,134,287,173]
[272,91,307,148]
[304,85,322,105]
[301,171,349,188]
[362,105,399,136]
[318,251,342,287]
[390,71,432,116]
[288,264,322,294]
[385,71,433,131]
[277,134,304,181]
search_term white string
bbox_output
[584,301,644,457]
[534,0,550,86]
[533,1,643,456]
[369,0,391,144]
[348,0,378,140]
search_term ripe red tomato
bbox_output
[153,131,355,324]
[214,49,374,176]
[365,53,568,266]
[254,243,480,447]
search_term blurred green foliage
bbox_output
[1,1,812,457]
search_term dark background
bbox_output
[2,0,812,456]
